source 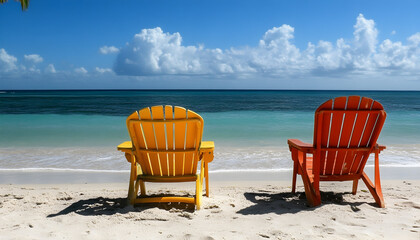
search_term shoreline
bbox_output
[1,166,419,184]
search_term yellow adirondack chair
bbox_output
[118,105,214,210]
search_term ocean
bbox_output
[1,90,420,173]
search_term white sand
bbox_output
[1,179,419,239]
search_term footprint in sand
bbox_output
[323,227,335,234]
[202,237,215,240]
[13,195,24,200]
[395,201,420,209]
[183,234,194,240]
[210,209,222,213]
[410,224,419,233]
[258,233,270,238]
[204,205,219,209]
[178,212,193,219]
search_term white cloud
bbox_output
[45,64,56,73]
[352,14,378,69]
[114,14,420,79]
[74,67,88,74]
[95,67,113,73]
[115,27,208,75]
[391,30,396,35]
[24,54,43,63]
[408,33,420,45]
[353,14,378,55]
[0,48,18,72]
[99,46,120,54]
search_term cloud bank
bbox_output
[114,14,420,78]
[2,14,420,90]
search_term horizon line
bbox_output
[1,89,420,92]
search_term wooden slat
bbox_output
[356,101,386,173]
[354,113,379,173]
[332,96,356,174]
[360,113,380,147]
[324,96,347,175]
[174,107,187,175]
[319,174,361,181]
[165,106,175,176]
[127,111,152,175]
[185,109,202,175]
[353,117,374,173]
[151,106,167,176]
[129,119,201,123]
[138,174,197,182]
[316,99,332,175]
[139,107,159,176]
[136,149,197,153]
[318,109,384,114]
[183,110,194,176]
[338,96,361,174]
[319,147,371,152]
[348,97,373,173]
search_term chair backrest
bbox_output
[126,106,204,177]
[313,96,386,176]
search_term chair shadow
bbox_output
[47,195,195,218]
[237,191,373,215]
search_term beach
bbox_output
[1,90,420,239]
[1,171,419,240]
[3,0,420,237]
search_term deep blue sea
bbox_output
[1,90,419,172]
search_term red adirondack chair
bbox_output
[288,96,386,207]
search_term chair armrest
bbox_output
[117,141,133,153]
[287,139,314,153]
[199,141,214,163]
[375,144,386,153]
[200,141,214,150]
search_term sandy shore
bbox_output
[1,178,419,239]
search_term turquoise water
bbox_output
[1,90,420,171]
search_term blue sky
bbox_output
[1,0,420,89]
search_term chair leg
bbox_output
[292,160,298,193]
[352,179,359,195]
[360,150,385,208]
[127,160,137,205]
[138,180,146,196]
[195,179,202,210]
[205,162,209,197]
[127,181,136,205]
[300,167,321,207]
[361,172,385,208]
